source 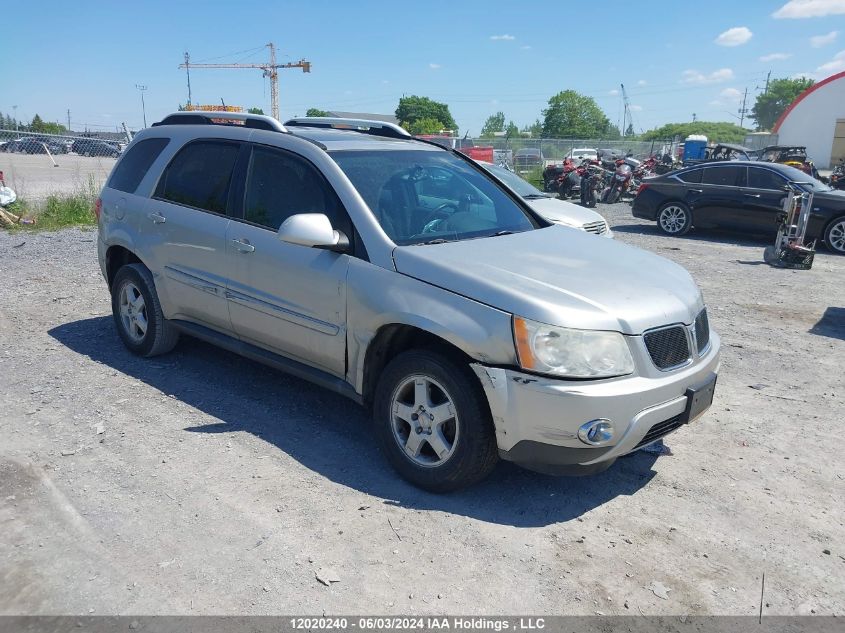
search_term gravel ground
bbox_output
[1,203,843,616]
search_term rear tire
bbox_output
[373,350,498,492]
[824,216,845,255]
[111,263,180,357]
[656,201,692,236]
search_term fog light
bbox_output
[578,419,615,446]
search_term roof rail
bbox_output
[284,117,411,139]
[152,111,287,133]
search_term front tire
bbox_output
[111,264,180,357]
[823,216,845,255]
[657,201,692,236]
[373,350,498,492]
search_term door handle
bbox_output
[147,212,166,224]
[231,238,255,253]
[744,193,761,198]
[689,188,703,194]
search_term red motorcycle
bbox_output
[602,159,633,203]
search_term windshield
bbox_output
[481,163,544,198]
[778,165,832,192]
[331,150,538,245]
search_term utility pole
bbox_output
[180,43,311,121]
[12,105,18,131]
[67,109,71,132]
[184,52,192,106]
[135,84,148,128]
[738,87,749,128]
[692,113,697,122]
[764,70,771,94]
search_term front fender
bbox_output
[346,259,516,394]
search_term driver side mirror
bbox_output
[278,213,350,253]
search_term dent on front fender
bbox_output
[345,258,517,394]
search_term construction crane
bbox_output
[620,83,638,138]
[179,43,311,121]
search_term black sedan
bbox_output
[632,161,845,255]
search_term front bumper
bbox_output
[471,332,720,475]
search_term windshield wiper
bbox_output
[415,237,453,245]
[523,193,550,199]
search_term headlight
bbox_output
[513,316,634,378]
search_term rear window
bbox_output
[155,140,240,214]
[677,169,702,184]
[702,165,746,187]
[107,138,169,194]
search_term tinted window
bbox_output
[157,141,240,213]
[244,146,348,233]
[702,166,745,187]
[748,167,787,190]
[678,169,702,184]
[108,138,169,194]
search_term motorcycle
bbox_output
[602,159,634,203]
[556,158,581,199]
[579,162,603,208]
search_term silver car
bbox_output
[97,112,720,492]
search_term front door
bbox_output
[741,167,790,234]
[225,144,350,377]
[694,165,747,230]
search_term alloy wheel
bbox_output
[390,374,459,468]
[118,281,148,343]
[828,220,845,253]
[659,205,688,233]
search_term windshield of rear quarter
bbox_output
[330,149,539,245]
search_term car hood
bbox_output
[814,189,845,206]
[393,226,703,335]
[524,197,607,228]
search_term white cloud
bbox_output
[810,30,839,47]
[773,0,845,19]
[817,49,845,74]
[681,68,735,84]
[759,52,792,61]
[709,100,723,107]
[637,79,647,86]
[520,45,532,50]
[629,105,643,112]
[720,87,743,101]
[715,27,753,47]
[490,34,515,41]
[429,63,441,69]
[609,89,620,95]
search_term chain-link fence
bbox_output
[0,128,129,159]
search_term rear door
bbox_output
[146,139,242,333]
[224,144,350,377]
[693,165,747,229]
[741,167,789,234]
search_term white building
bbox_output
[773,70,845,169]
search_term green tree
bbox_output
[521,119,543,138]
[248,107,265,115]
[306,108,330,117]
[506,121,520,138]
[639,121,749,143]
[395,96,457,133]
[480,112,506,137]
[542,91,614,138]
[29,114,66,135]
[751,77,814,131]
[407,117,446,135]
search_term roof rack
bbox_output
[152,111,287,133]
[283,117,411,139]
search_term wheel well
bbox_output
[105,246,142,289]
[362,324,471,408]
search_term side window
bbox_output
[748,168,787,190]
[677,169,702,184]
[156,140,240,214]
[244,146,350,234]
[702,166,745,187]
[108,138,169,194]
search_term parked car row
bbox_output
[0,136,122,157]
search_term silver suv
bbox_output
[97,112,720,492]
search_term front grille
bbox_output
[583,220,607,235]
[694,309,710,353]
[634,414,685,449]
[644,326,691,370]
